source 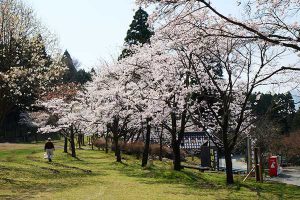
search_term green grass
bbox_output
[0,142,299,200]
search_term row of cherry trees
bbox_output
[39,0,300,185]
[40,26,258,183]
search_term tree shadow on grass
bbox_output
[240,180,300,199]
[0,162,107,200]
[26,152,98,175]
[114,161,221,189]
[113,160,300,199]
[0,177,71,200]
[0,147,113,199]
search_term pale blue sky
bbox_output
[25,0,237,69]
[25,0,137,69]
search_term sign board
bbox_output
[200,146,219,170]
[180,132,209,150]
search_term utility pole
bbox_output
[246,137,252,173]
[258,148,263,183]
[254,147,263,182]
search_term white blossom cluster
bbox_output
[136,0,300,55]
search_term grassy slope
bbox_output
[0,142,299,200]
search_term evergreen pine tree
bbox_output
[119,7,153,59]
[61,50,92,85]
[75,69,92,85]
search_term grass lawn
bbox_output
[0,142,299,200]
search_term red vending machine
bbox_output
[269,156,278,177]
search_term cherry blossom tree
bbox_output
[38,95,93,157]
[84,66,142,162]
[130,0,300,185]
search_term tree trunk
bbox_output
[159,129,163,161]
[91,134,94,150]
[123,134,127,142]
[224,150,234,184]
[134,116,143,142]
[64,136,68,153]
[105,135,109,153]
[170,111,182,171]
[142,118,151,167]
[113,136,121,162]
[172,141,181,171]
[0,113,5,130]
[78,135,81,149]
[134,131,141,142]
[70,127,76,158]
[105,126,109,153]
[110,117,121,162]
[0,102,13,130]
[221,102,234,184]
[82,135,85,146]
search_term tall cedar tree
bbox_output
[119,7,153,60]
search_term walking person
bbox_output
[44,138,55,162]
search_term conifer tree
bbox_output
[119,7,153,59]
[61,50,92,85]
[62,50,77,83]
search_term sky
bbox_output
[25,0,137,69]
[24,0,238,70]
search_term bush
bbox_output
[93,138,110,151]
[281,132,300,165]
[150,144,172,158]
[110,140,187,161]
[123,142,144,158]
[180,150,187,161]
[111,141,122,152]
[149,144,187,161]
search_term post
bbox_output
[258,148,263,183]
[247,137,252,173]
[254,147,260,182]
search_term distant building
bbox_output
[180,131,210,150]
